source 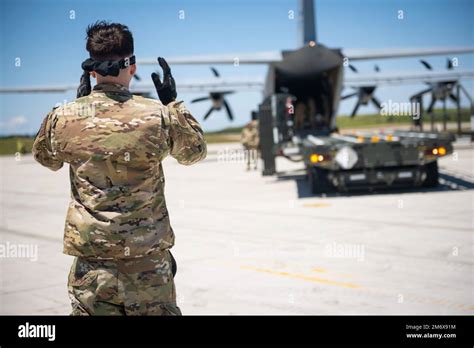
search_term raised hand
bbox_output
[151,57,177,105]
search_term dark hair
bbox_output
[86,21,134,60]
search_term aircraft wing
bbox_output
[343,46,474,61]
[344,69,474,87]
[133,78,264,93]
[2,46,473,93]
[0,85,78,93]
[137,47,474,66]
[137,51,283,65]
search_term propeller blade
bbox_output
[420,60,433,70]
[341,92,357,100]
[447,58,453,70]
[374,65,380,72]
[350,101,361,118]
[220,91,235,96]
[449,93,458,103]
[210,67,220,77]
[348,64,358,73]
[222,99,234,121]
[203,106,215,120]
[191,96,211,103]
[371,96,382,110]
[427,98,436,113]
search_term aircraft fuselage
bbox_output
[263,44,344,130]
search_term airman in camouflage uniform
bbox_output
[240,113,260,171]
[33,48,206,314]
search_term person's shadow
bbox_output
[275,168,474,198]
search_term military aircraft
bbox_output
[133,0,474,124]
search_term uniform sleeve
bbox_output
[165,100,207,165]
[32,110,64,171]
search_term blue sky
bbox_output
[0,0,473,135]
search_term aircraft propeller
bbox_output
[342,64,382,117]
[191,67,235,121]
[410,58,459,114]
[409,57,472,131]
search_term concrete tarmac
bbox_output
[0,141,472,314]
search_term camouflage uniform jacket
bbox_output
[240,120,259,149]
[32,82,207,260]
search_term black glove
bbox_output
[151,57,177,105]
[76,70,91,98]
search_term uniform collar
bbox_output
[92,83,132,102]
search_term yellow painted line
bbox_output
[240,265,361,289]
[303,203,331,208]
[311,267,326,273]
[238,265,473,311]
[311,267,354,279]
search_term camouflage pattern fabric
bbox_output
[68,250,181,315]
[240,119,259,149]
[294,101,307,130]
[32,82,207,260]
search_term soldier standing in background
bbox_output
[32,21,206,315]
[294,99,307,130]
[240,111,260,170]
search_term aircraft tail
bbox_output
[300,0,317,46]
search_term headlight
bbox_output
[335,146,358,169]
[428,146,447,156]
[310,154,325,163]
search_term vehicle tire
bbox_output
[308,167,332,194]
[423,161,439,187]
